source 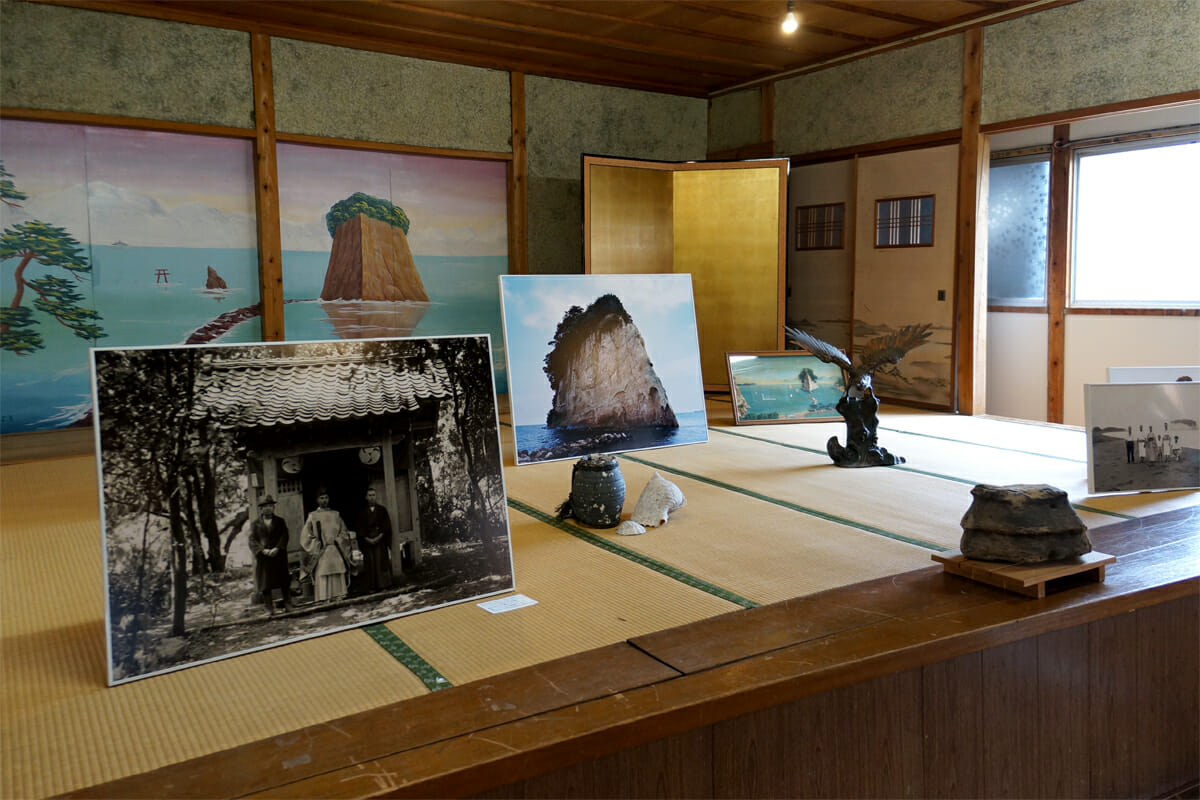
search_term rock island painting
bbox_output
[500,274,707,465]
[277,143,509,392]
[91,335,512,684]
[1084,381,1199,494]
[726,352,846,424]
[0,120,260,434]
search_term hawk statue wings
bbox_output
[783,324,932,390]
[781,323,933,467]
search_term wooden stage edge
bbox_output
[62,505,1199,800]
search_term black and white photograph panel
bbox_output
[1084,381,1200,494]
[90,335,512,685]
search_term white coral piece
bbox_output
[615,520,646,536]
[630,472,686,527]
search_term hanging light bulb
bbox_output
[782,0,799,34]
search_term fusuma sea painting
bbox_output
[276,143,510,393]
[1,122,510,435]
[1,120,261,434]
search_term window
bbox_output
[875,195,934,247]
[795,202,844,250]
[986,157,1050,305]
[1072,137,1200,307]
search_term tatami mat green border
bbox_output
[508,498,760,609]
[619,451,948,552]
[364,625,452,691]
[709,427,1134,521]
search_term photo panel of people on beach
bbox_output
[90,335,512,684]
[1084,380,1200,494]
[499,274,708,465]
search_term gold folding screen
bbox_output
[584,156,787,389]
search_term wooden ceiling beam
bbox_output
[378,0,788,73]
[28,0,1067,97]
[808,0,937,28]
[680,1,882,44]
[510,0,828,62]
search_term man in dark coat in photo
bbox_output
[355,488,393,593]
[249,495,293,614]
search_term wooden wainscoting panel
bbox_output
[710,669,923,799]
[838,669,925,798]
[1134,595,1200,798]
[1036,625,1091,798]
[1088,612,1138,798]
[979,638,1041,798]
[922,651,984,798]
[474,727,713,799]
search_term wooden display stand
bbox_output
[933,550,1116,598]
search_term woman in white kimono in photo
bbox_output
[301,489,353,602]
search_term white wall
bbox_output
[1063,315,1200,426]
[786,160,854,350]
[986,312,1049,421]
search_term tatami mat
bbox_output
[1,406,1195,798]
[1,457,429,800]
[504,454,933,605]
[382,511,741,686]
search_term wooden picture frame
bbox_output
[726,351,847,425]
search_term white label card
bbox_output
[478,594,538,614]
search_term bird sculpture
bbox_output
[783,323,932,467]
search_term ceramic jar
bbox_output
[569,455,625,528]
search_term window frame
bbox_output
[985,151,1052,308]
[794,202,845,251]
[1068,132,1200,310]
[873,194,935,249]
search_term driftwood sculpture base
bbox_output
[826,387,904,468]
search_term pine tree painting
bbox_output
[0,161,105,355]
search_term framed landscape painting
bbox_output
[1084,381,1200,494]
[91,335,512,684]
[726,351,846,425]
[499,273,707,465]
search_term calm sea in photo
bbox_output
[514,409,709,461]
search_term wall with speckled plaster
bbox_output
[773,35,963,157]
[0,0,253,128]
[708,88,765,154]
[271,39,511,152]
[525,76,707,274]
[982,0,1200,125]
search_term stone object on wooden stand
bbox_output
[959,483,1091,564]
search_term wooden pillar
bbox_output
[760,82,774,153]
[508,72,528,275]
[1046,124,1071,423]
[251,32,285,341]
[954,28,986,414]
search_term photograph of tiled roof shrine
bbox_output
[90,335,512,684]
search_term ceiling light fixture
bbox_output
[781,0,799,34]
